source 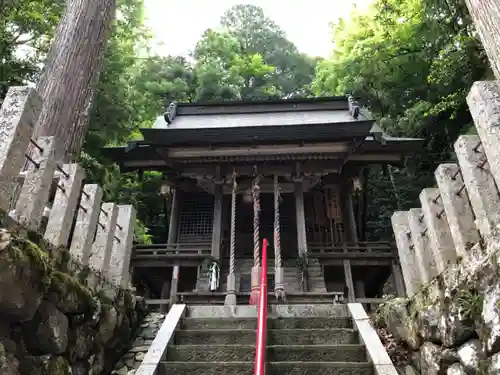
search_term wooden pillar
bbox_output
[167,188,181,309]
[355,280,365,298]
[167,188,181,245]
[160,280,170,313]
[294,179,308,253]
[340,180,358,243]
[211,183,223,261]
[340,179,356,302]
[392,260,406,297]
[294,178,309,291]
[343,259,355,302]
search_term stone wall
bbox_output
[0,86,146,374]
[383,81,500,374]
[0,218,147,375]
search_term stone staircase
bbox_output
[112,312,165,374]
[196,258,326,293]
[158,305,373,375]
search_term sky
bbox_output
[143,0,371,58]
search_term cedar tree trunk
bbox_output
[466,0,500,79]
[34,0,116,162]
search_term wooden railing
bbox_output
[132,241,212,258]
[307,241,396,258]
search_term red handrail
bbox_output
[254,238,268,375]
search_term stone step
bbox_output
[181,316,353,330]
[159,361,374,375]
[167,345,366,362]
[186,304,349,318]
[174,329,358,345]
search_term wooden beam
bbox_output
[167,142,350,158]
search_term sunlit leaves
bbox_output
[312,0,491,239]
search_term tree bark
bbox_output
[465,0,500,79]
[34,0,116,162]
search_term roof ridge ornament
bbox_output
[164,101,178,124]
[347,95,360,119]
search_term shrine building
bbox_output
[102,95,423,308]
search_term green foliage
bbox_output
[0,0,63,103]
[313,0,491,239]
[2,0,490,244]
[455,289,483,321]
[82,3,317,242]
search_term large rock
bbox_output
[420,342,458,375]
[19,355,71,375]
[0,347,20,375]
[479,284,500,354]
[71,361,89,375]
[45,271,94,314]
[439,297,475,347]
[447,363,467,375]
[405,365,419,375]
[488,352,500,373]
[0,230,50,321]
[382,298,421,349]
[456,339,484,374]
[88,351,105,375]
[22,302,68,355]
[95,306,118,346]
[417,304,441,343]
[67,324,94,363]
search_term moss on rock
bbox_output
[46,271,95,314]
[8,236,52,288]
[47,356,72,375]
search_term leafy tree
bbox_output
[313,0,491,239]
[221,4,317,98]
[85,0,149,154]
[193,29,276,101]
[0,0,63,103]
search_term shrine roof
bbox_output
[101,134,424,165]
[101,96,425,167]
[139,95,374,145]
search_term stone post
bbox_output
[69,184,103,264]
[12,136,56,230]
[0,87,41,211]
[408,208,438,283]
[454,135,500,238]
[89,203,118,273]
[391,211,421,296]
[44,163,84,247]
[467,81,500,189]
[464,1,500,80]
[108,205,136,287]
[435,164,480,257]
[419,188,457,273]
